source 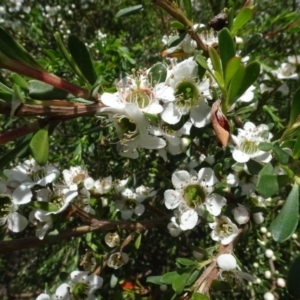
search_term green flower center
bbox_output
[183,184,205,209]
[72,282,89,300]
[240,139,258,155]
[127,88,152,109]
[124,198,137,210]
[217,222,233,238]
[175,80,199,115]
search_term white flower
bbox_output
[264,292,275,300]
[94,176,112,194]
[288,55,300,65]
[0,181,29,232]
[231,122,272,163]
[100,71,164,115]
[63,166,94,190]
[273,62,298,80]
[107,103,166,159]
[5,159,59,188]
[29,209,53,239]
[107,252,129,269]
[217,254,237,271]
[209,216,238,245]
[115,187,146,219]
[232,204,250,225]
[164,168,226,230]
[105,232,120,247]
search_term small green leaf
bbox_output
[227,64,245,106]
[135,233,142,249]
[68,35,97,85]
[256,175,279,198]
[196,54,210,70]
[162,271,180,284]
[185,268,200,286]
[290,87,300,125]
[237,61,260,99]
[146,275,164,285]
[214,71,224,88]
[241,33,263,57]
[259,162,274,176]
[218,28,235,74]
[270,184,299,242]
[172,271,190,294]
[30,127,49,166]
[0,26,43,70]
[231,8,253,35]
[183,0,193,20]
[170,21,186,30]
[28,80,71,100]
[148,62,167,86]
[225,56,241,88]
[192,293,210,300]
[9,74,28,91]
[258,142,273,152]
[287,255,300,297]
[176,258,197,266]
[246,159,263,175]
[110,274,118,288]
[272,143,291,164]
[293,133,300,158]
[115,5,143,18]
[208,47,222,76]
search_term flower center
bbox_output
[183,184,205,209]
[116,116,138,141]
[72,282,89,300]
[240,139,259,155]
[124,198,137,210]
[126,88,152,109]
[175,81,199,115]
[216,222,233,238]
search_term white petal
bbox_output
[36,294,51,300]
[161,102,181,124]
[190,100,211,128]
[88,274,103,292]
[205,194,227,216]
[217,254,237,270]
[84,177,95,190]
[232,149,250,163]
[172,170,190,188]
[7,212,28,232]
[121,210,133,220]
[134,204,145,216]
[164,190,181,209]
[198,168,218,186]
[54,283,70,300]
[12,184,33,204]
[138,135,166,150]
[180,210,198,230]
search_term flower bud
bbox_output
[265,249,274,258]
[232,204,250,224]
[276,278,286,288]
[217,254,237,271]
[253,212,264,224]
[264,292,275,300]
[264,270,272,279]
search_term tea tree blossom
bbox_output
[273,62,298,80]
[107,252,129,269]
[164,168,226,230]
[63,166,94,190]
[209,216,238,245]
[231,122,272,164]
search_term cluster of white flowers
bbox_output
[0,159,155,239]
[36,270,103,300]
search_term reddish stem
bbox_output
[0,52,89,98]
[0,123,39,144]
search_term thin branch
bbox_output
[0,214,171,254]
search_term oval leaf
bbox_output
[208,47,222,76]
[183,0,192,20]
[231,8,253,35]
[115,5,143,18]
[270,183,299,242]
[227,63,245,106]
[293,133,300,159]
[272,143,291,164]
[218,28,235,74]
[225,56,241,87]
[68,35,97,85]
[30,127,49,166]
[241,33,263,57]
[256,175,279,198]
